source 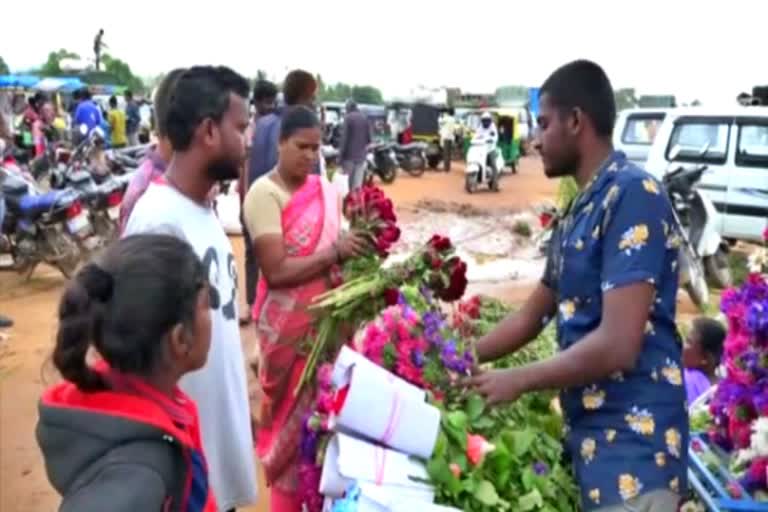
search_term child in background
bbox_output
[682,316,726,405]
[36,234,218,512]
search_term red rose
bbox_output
[373,199,396,223]
[383,288,400,306]
[376,237,391,257]
[379,225,401,244]
[428,234,453,252]
[431,257,443,269]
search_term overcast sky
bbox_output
[3,0,766,104]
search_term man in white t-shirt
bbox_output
[124,66,258,512]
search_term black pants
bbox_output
[240,213,258,307]
[442,140,453,172]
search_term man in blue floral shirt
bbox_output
[472,60,688,511]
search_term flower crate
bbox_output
[689,434,768,511]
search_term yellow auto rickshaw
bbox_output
[487,108,522,173]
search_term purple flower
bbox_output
[746,300,768,337]
[300,416,319,461]
[533,461,549,476]
[412,350,425,368]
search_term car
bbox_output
[644,106,768,243]
[613,108,669,168]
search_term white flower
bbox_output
[735,448,758,467]
[751,418,768,456]
[747,248,768,273]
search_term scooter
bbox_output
[664,146,732,290]
[464,134,505,193]
[392,142,427,177]
[366,143,397,184]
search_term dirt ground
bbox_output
[0,157,701,511]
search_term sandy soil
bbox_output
[0,156,702,511]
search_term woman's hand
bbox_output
[336,230,369,261]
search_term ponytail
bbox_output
[52,263,114,391]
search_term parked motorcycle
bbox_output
[392,142,427,177]
[662,157,732,290]
[465,134,504,193]
[1,163,92,278]
[366,143,397,184]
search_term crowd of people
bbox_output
[0,58,724,511]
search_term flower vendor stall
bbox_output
[290,184,579,512]
[686,232,768,511]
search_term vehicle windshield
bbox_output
[667,121,730,163]
[621,115,664,145]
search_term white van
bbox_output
[644,107,768,243]
[613,108,669,167]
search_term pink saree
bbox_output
[253,175,340,507]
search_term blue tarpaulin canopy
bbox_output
[0,74,40,89]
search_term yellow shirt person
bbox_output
[107,96,127,147]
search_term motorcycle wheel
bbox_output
[465,173,478,194]
[378,165,397,184]
[53,236,83,279]
[704,250,733,289]
[427,154,441,169]
[403,156,426,177]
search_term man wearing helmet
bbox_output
[476,111,499,178]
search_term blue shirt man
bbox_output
[472,60,687,512]
[74,98,104,136]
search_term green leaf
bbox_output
[521,467,537,492]
[446,411,468,431]
[518,489,544,511]
[466,393,486,421]
[426,458,453,485]
[474,480,500,507]
[510,429,536,457]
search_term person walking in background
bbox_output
[124,66,258,512]
[0,104,12,330]
[339,99,371,191]
[439,108,457,172]
[125,90,141,146]
[238,79,278,326]
[119,68,186,234]
[683,316,726,405]
[36,235,218,511]
[107,96,127,148]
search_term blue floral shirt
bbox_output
[542,151,689,510]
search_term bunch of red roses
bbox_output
[423,235,468,302]
[344,185,400,257]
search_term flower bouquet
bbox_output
[298,286,579,511]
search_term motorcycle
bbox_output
[365,143,398,184]
[1,162,92,279]
[392,142,427,177]
[465,134,504,193]
[663,158,732,290]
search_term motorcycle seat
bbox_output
[395,143,426,151]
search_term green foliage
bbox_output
[614,88,638,111]
[513,220,532,238]
[0,56,9,75]
[101,54,144,92]
[39,49,80,76]
[318,81,384,105]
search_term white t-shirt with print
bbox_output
[124,182,258,510]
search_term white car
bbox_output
[644,106,768,243]
[613,108,669,168]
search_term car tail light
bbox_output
[66,201,83,219]
[107,191,123,207]
[539,212,554,228]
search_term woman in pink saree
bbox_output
[242,106,370,511]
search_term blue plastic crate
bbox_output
[688,434,768,511]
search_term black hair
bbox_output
[154,68,186,137]
[540,59,616,138]
[124,89,133,100]
[279,105,320,141]
[52,234,209,391]
[253,79,278,102]
[693,317,726,363]
[165,65,250,151]
[108,95,117,108]
[80,87,92,100]
[282,69,317,106]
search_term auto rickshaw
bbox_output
[488,108,522,173]
[409,102,444,169]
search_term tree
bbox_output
[101,54,144,92]
[318,81,384,104]
[256,69,268,82]
[39,49,80,76]
[614,88,638,111]
[0,56,9,75]
[351,85,383,105]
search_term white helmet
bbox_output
[481,111,492,120]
